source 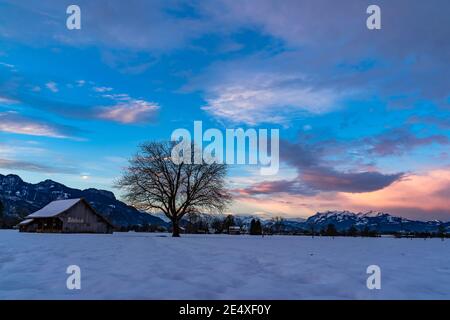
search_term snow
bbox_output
[0,230,449,300]
[357,211,385,218]
[18,219,34,225]
[27,198,81,218]
[152,212,171,223]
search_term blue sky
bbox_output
[0,0,449,220]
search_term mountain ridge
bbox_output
[0,174,448,233]
[233,210,449,233]
[0,173,167,228]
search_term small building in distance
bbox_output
[228,226,241,235]
[18,198,114,234]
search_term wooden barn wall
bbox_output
[59,201,111,233]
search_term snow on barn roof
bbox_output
[27,199,82,218]
[18,219,34,225]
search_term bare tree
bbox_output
[271,216,285,234]
[116,141,231,237]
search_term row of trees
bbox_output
[307,224,449,239]
[308,224,379,238]
[115,213,449,238]
[0,200,18,229]
[0,200,4,228]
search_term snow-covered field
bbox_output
[0,230,449,300]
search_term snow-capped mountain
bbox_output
[305,210,448,233]
[195,211,447,234]
[0,174,168,228]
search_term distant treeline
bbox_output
[116,212,450,239]
[0,200,18,229]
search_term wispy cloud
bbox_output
[45,81,58,93]
[1,81,160,125]
[96,99,159,124]
[202,77,340,125]
[364,127,450,156]
[0,62,15,69]
[0,0,215,51]
[0,111,82,139]
[0,158,77,174]
[0,142,47,157]
[0,96,18,104]
[93,86,113,93]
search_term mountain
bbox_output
[234,211,448,234]
[0,174,168,228]
[304,210,449,233]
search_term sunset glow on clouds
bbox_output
[0,0,449,220]
[233,169,450,220]
[96,100,159,124]
[343,169,450,219]
[0,112,77,139]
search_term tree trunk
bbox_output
[172,219,181,237]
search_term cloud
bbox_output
[96,99,159,124]
[234,179,315,196]
[0,111,82,139]
[93,86,113,93]
[0,96,18,104]
[2,1,449,126]
[407,115,450,130]
[186,49,359,125]
[344,168,450,220]
[300,167,404,193]
[0,0,215,51]
[237,138,404,196]
[0,81,160,125]
[232,168,450,220]
[45,81,58,93]
[0,158,77,174]
[0,142,47,157]
[231,191,347,217]
[237,169,403,196]
[100,50,157,75]
[364,127,449,156]
[188,0,450,124]
[201,73,341,125]
[0,62,14,68]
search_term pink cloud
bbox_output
[96,100,159,124]
[232,169,450,220]
[344,169,450,216]
[45,81,58,93]
[0,112,75,139]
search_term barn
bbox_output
[18,198,114,234]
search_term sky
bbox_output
[0,0,449,220]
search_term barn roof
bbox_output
[25,198,115,228]
[18,219,34,225]
[28,198,82,218]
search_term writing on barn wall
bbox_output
[68,217,84,224]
